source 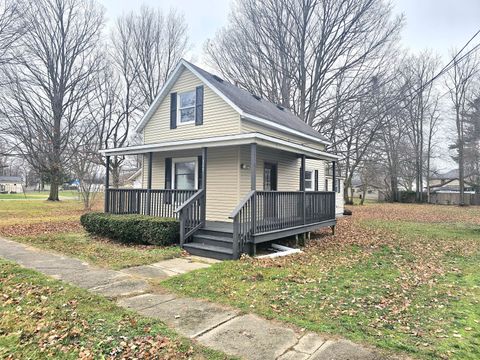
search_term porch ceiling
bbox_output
[100,133,340,161]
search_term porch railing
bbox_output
[175,189,206,245]
[106,189,196,218]
[230,191,336,258]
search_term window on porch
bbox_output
[173,159,197,190]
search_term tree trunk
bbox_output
[459,143,465,206]
[48,182,59,201]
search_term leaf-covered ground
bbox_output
[0,259,230,359]
[0,199,181,269]
[163,203,480,360]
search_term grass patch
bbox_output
[163,203,480,359]
[0,190,79,200]
[0,199,182,269]
[0,259,230,359]
[13,232,181,270]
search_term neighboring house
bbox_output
[429,169,476,193]
[0,176,23,193]
[126,169,142,189]
[351,179,382,201]
[101,59,342,260]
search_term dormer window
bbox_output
[178,91,196,124]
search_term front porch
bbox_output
[102,133,340,259]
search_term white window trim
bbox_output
[305,169,314,191]
[171,157,198,190]
[177,91,196,125]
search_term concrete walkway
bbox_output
[0,236,392,360]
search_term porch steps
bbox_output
[183,227,235,260]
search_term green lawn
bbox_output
[0,190,80,200]
[162,203,480,360]
[0,199,182,269]
[0,259,230,359]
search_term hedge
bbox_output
[80,212,179,246]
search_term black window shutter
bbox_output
[165,158,172,189]
[195,86,204,125]
[197,155,203,189]
[170,93,177,129]
[314,170,319,191]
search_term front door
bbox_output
[263,162,277,191]
[263,163,278,221]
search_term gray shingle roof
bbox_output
[0,175,22,183]
[185,61,329,143]
[431,169,459,180]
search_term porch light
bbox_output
[240,163,250,170]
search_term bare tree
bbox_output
[399,52,440,202]
[206,0,403,126]
[118,6,189,109]
[445,51,479,205]
[0,0,24,66]
[0,0,104,201]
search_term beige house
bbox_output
[0,176,23,193]
[102,60,341,259]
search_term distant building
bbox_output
[429,169,476,193]
[126,169,142,189]
[351,179,382,201]
[0,176,23,193]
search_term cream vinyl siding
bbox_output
[241,120,326,151]
[142,147,240,222]
[238,147,329,196]
[143,68,241,144]
[305,158,326,191]
[326,176,345,214]
[239,145,300,196]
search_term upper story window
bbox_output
[178,91,196,124]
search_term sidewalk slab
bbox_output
[117,293,177,311]
[121,264,177,279]
[91,278,149,298]
[60,269,128,289]
[294,333,326,355]
[310,340,386,360]
[151,258,211,274]
[197,314,298,360]
[136,297,238,338]
[278,351,309,360]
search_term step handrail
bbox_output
[229,190,255,219]
[175,188,205,213]
[175,189,206,246]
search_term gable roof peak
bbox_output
[136,59,330,145]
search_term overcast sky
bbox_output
[100,0,480,63]
[99,0,480,170]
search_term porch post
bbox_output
[250,143,256,190]
[332,160,337,219]
[201,147,207,225]
[332,161,336,192]
[104,155,110,213]
[300,154,306,224]
[146,152,153,215]
[250,143,257,256]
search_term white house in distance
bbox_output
[101,59,342,259]
[0,176,23,193]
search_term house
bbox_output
[101,59,342,259]
[428,169,476,193]
[126,169,142,189]
[351,179,382,201]
[325,169,345,212]
[0,175,23,193]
